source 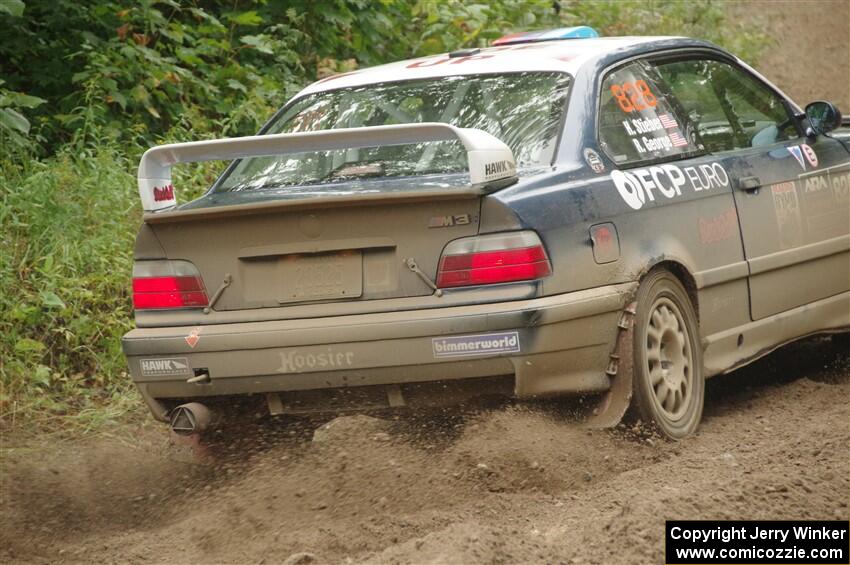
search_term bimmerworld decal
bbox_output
[433,331,521,358]
[612,162,729,210]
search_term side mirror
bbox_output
[805,100,842,136]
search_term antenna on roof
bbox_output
[492,26,600,46]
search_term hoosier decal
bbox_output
[276,347,355,373]
[433,331,520,358]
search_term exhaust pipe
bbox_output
[169,402,214,436]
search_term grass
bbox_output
[0,143,143,434]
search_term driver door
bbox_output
[656,57,850,320]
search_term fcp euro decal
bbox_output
[612,162,729,210]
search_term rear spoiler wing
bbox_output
[137,123,517,212]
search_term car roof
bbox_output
[298,36,691,97]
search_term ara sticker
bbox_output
[801,144,818,168]
[584,148,605,173]
[787,145,806,170]
[185,326,202,348]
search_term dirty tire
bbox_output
[632,269,704,439]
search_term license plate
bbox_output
[279,251,362,303]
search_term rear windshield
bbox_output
[213,72,570,193]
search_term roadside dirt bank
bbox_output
[1,336,848,564]
[729,0,850,111]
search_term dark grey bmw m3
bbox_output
[123,26,850,439]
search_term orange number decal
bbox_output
[611,84,635,113]
[624,82,645,111]
[637,80,657,107]
[611,80,658,113]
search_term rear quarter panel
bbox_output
[493,157,750,342]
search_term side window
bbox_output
[654,59,798,152]
[599,60,700,166]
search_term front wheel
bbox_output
[631,269,704,439]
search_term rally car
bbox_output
[123,27,850,439]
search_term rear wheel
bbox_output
[632,269,704,439]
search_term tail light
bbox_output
[132,260,209,310]
[436,231,552,288]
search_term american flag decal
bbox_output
[659,113,678,129]
[669,131,688,147]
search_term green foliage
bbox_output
[410,0,556,54]
[558,0,770,63]
[0,0,25,17]
[0,145,140,426]
[0,0,771,432]
[1,0,770,155]
[0,79,46,154]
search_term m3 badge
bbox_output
[428,214,473,228]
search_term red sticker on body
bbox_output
[185,327,202,348]
[153,184,175,202]
[801,144,818,167]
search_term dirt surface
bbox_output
[729,0,850,111]
[2,337,848,564]
[2,6,849,563]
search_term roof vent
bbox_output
[492,26,599,46]
[448,48,481,58]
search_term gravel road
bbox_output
[2,336,848,564]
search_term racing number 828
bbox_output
[611,80,657,113]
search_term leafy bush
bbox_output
[558,0,768,63]
[0,80,46,155]
[0,144,139,425]
[0,0,771,431]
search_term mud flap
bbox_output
[584,302,636,429]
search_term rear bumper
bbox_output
[122,282,636,420]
